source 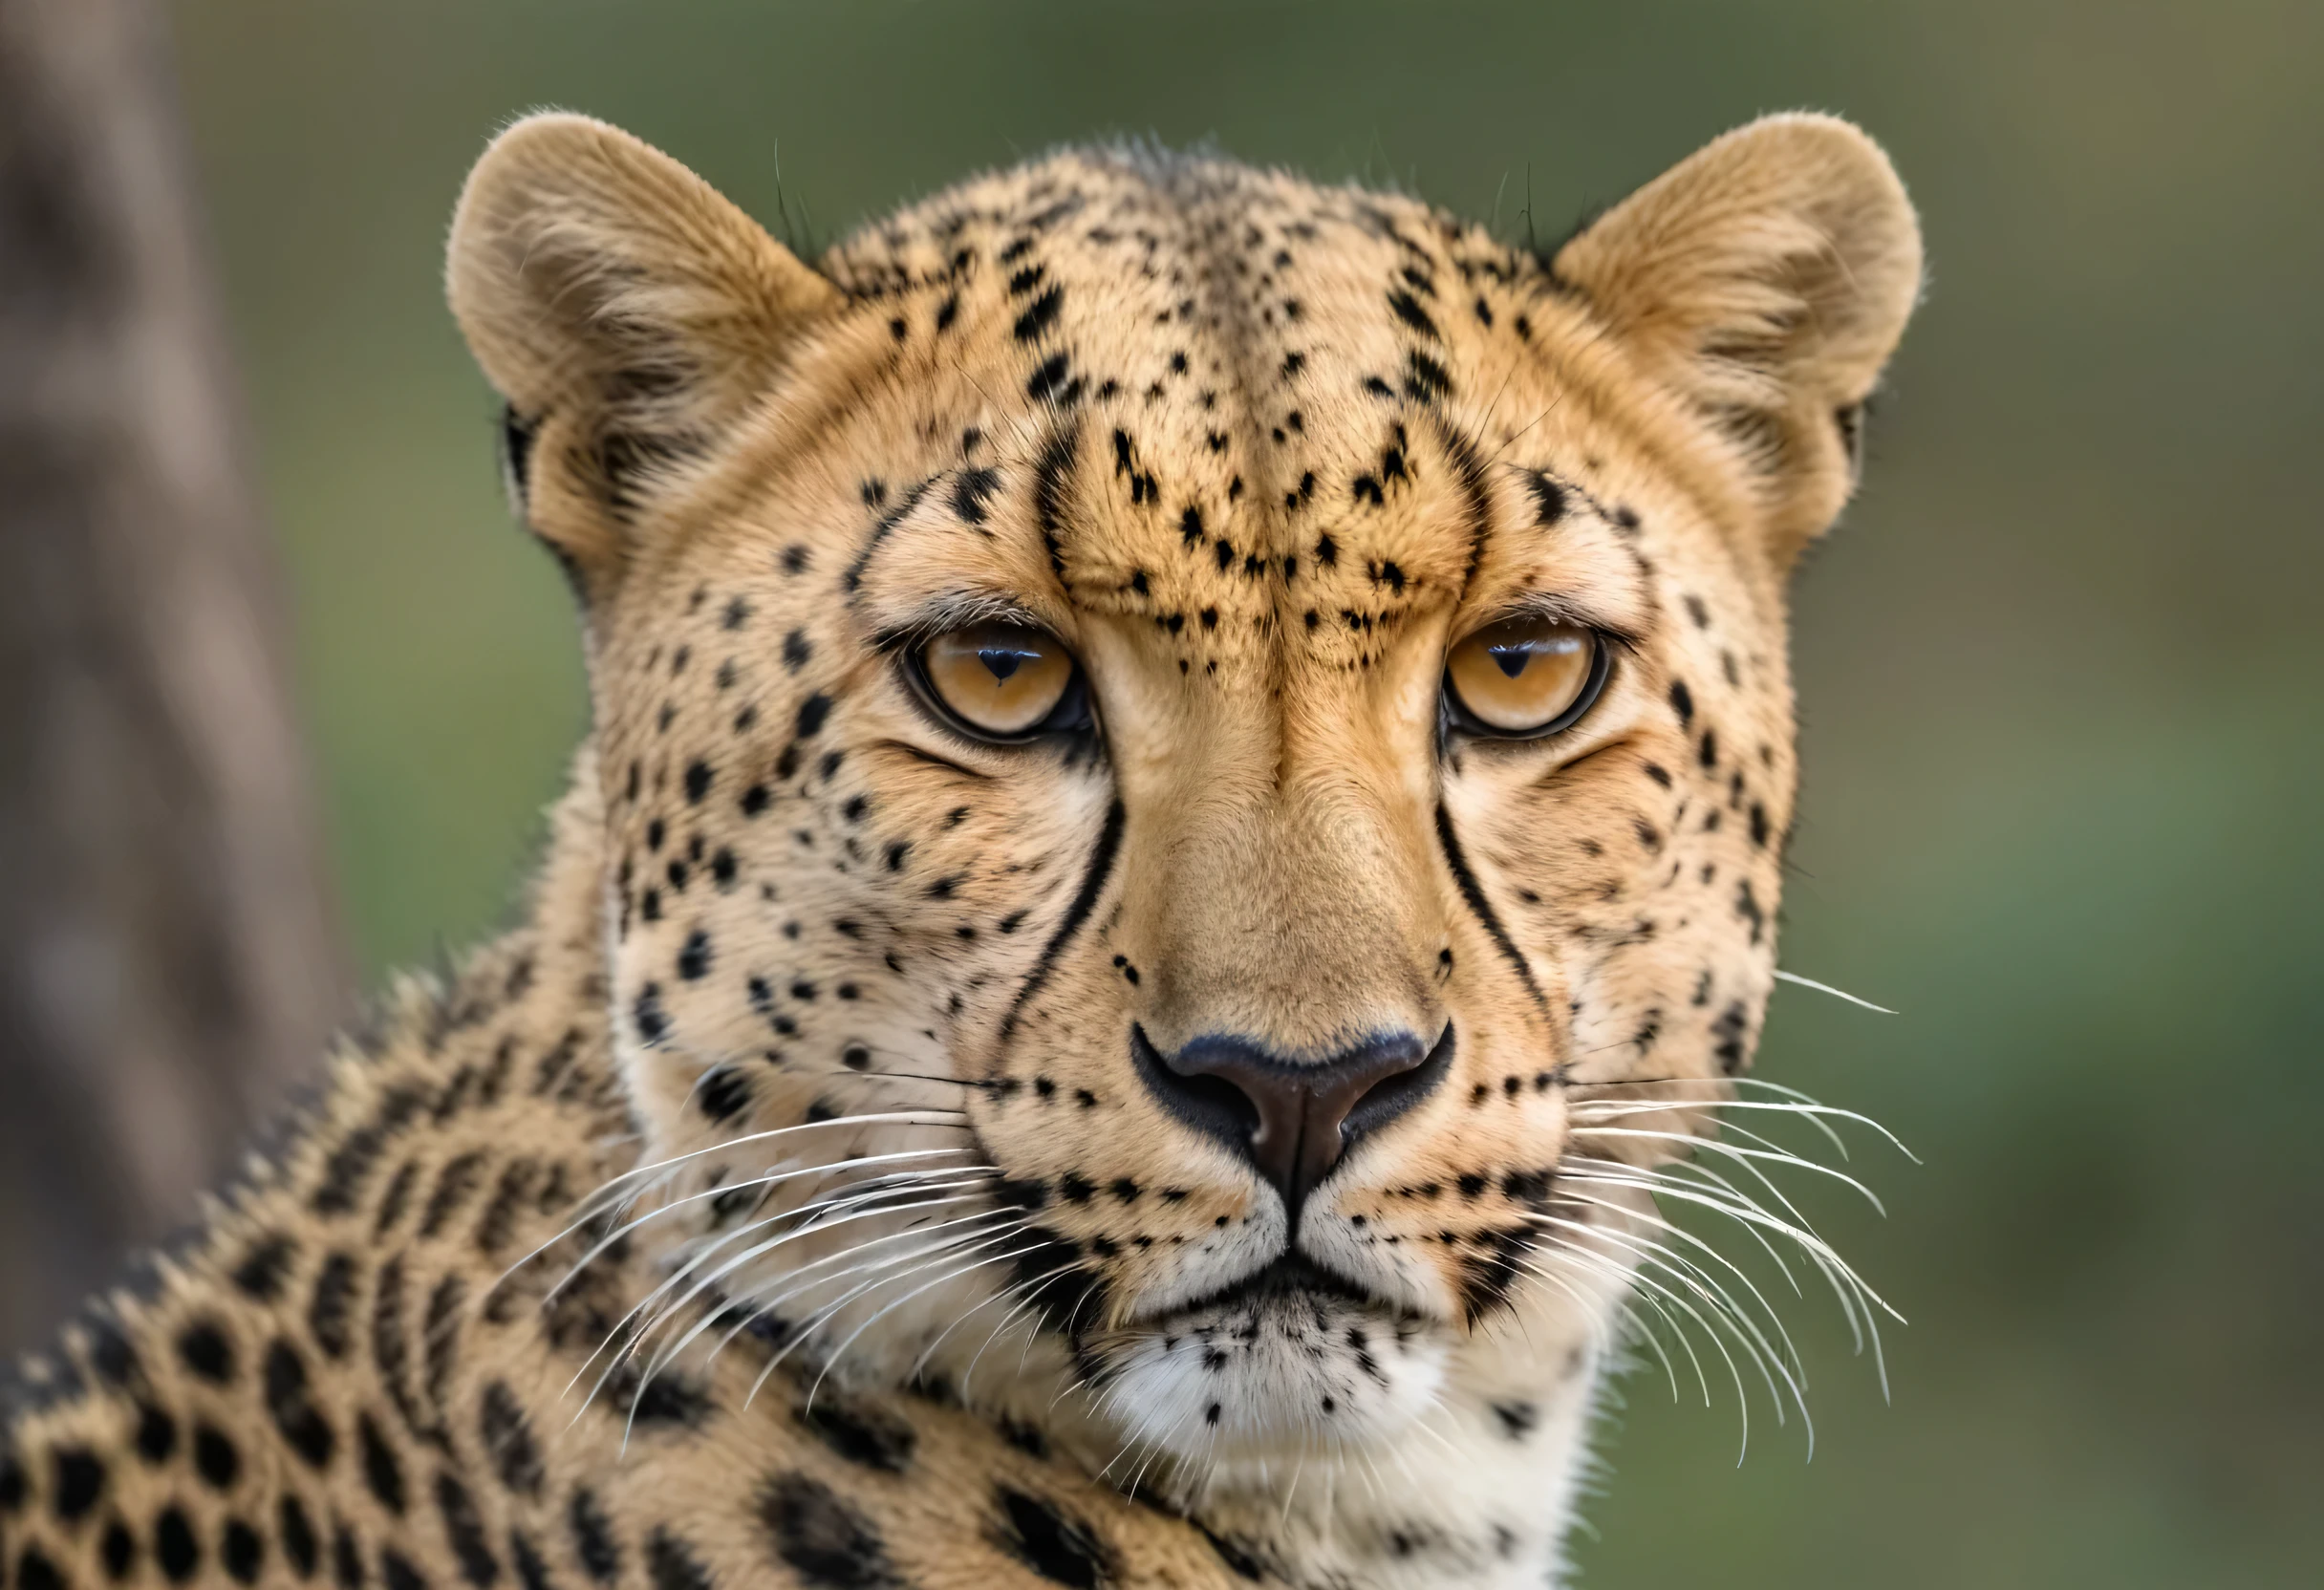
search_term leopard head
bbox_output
[447,110,1919,1509]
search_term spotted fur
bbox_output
[2,112,1920,1590]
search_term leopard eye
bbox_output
[1444,615,1607,738]
[914,622,1085,741]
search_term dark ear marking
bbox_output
[499,405,538,512]
[1834,400,1866,476]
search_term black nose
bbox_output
[1131,1024,1452,1217]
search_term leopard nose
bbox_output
[1130,1024,1453,1217]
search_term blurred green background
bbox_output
[168,1,2322,1583]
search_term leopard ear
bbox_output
[1553,113,1923,565]
[446,112,841,592]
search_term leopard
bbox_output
[0,108,1921,1590]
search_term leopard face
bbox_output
[447,110,1918,1514]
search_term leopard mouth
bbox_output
[1139,1251,1391,1324]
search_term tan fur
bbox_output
[3,111,1919,1590]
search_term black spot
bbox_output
[684,762,713,803]
[333,1523,364,1590]
[309,1253,358,1360]
[991,1488,1109,1590]
[1403,350,1452,401]
[646,1532,711,1590]
[796,1397,917,1473]
[1668,680,1695,727]
[796,694,833,738]
[226,1518,267,1583]
[953,466,1003,525]
[1179,505,1204,545]
[280,1493,320,1579]
[231,1235,297,1300]
[135,1404,177,1464]
[419,1151,486,1239]
[697,1066,752,1124]
[1026,352,1073,402]
[1387,290,1439,338]
[509,1533,551,1590]
[52,1447,104,1520]
[1457,1233,1526,1324]
[760,1472,899,1590]
[624,1369,712,1429]
[437,1472,501,1587]
[781,544,812,576]
[157,1507,201,1580]
[570,1491,619,1583]
[381,1550,427,1590]
[1524,472,1566,525]
[85,1317,140,1386]
[677,930,713,981]
[1363,375,1393,398]
[633,984,669,1045]
[1492,1401,1539,1439]
[1735,881,1766,946]
[1013,286,1065,342]
[1712,1000,1752,1075]
[194,1424,240,1489]
[741,784,770,817]
[266,1340,337,1469]
[360,1413,406,1514]
[176,1320,234,1384]
[1698,729,1719,770]
[480,1383,542,1498]
[105,1518,140,1579]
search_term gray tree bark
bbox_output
[0,0,348,1352]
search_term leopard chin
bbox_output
[1095,1302,1449,1464]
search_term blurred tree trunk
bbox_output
[0,0,347,1351]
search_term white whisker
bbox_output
[1774,968,1897,1015]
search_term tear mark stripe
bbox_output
[1434,802,1550,1020]
[1001,800,1126,1041]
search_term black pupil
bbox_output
[979,644,1036,684]
[1488,641,1536,679]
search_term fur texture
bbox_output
[2,112,1920,1590]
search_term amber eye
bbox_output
[1444,615,1607,737]
[913,622,1086,740]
